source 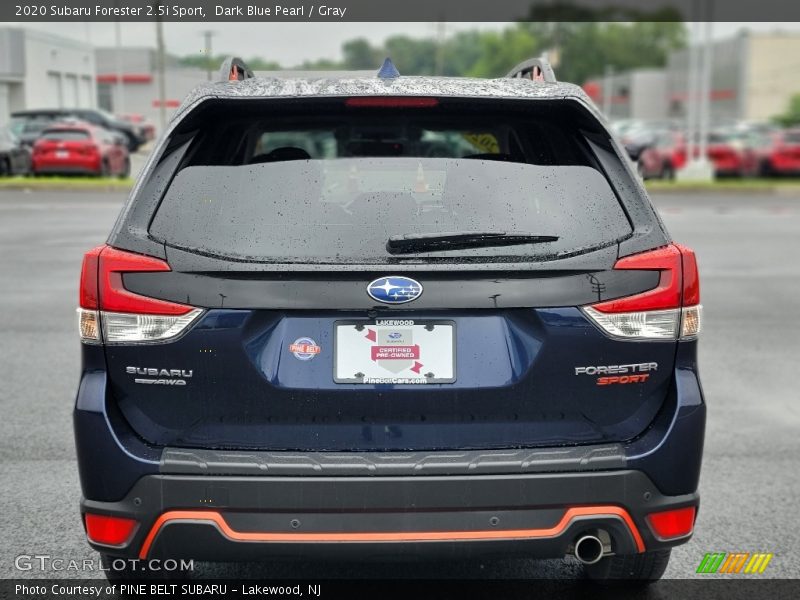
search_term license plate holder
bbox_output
[334,319,456,384]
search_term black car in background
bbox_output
[0,126,32,176]
[8,115,55,147]
[11,109,144,152]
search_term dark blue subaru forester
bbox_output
[74,58,704,581]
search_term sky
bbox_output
[6,21,800,66]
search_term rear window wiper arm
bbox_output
[386,231,559,254]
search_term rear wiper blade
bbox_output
[386,231,559,254]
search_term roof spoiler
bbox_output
[506,57,557,83]
[218,57,254,82]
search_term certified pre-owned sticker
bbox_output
[289,337,321,361]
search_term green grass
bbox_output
[3,175,800,194]
[0,176,133,190]
[645,178,800,192]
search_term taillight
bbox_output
[78,142,99,156]
[582,244,702,340]
[77,245,203,344]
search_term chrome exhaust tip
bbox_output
[574,534,605,565]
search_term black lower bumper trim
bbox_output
[82,470,698,561]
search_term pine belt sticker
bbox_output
[289,337,321,361]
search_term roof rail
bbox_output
[218,57,254,82]
[506,57,557,83]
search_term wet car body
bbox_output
[74,61,705,582]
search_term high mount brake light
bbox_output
[345,97,440,108]
[583,244,702,340]
[78,245,203,344]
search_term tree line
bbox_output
[177,22,800,125]
[179,22,687,84]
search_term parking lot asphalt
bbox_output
[0,190,798,583]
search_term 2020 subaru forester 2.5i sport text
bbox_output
[74,57,704,582]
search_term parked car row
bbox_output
[10,108,147,152]
[0,119,130,178]
[614,119,800,179]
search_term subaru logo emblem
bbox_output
[367,276,423,304]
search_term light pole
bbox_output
[155,4,167,131]
[603,64,615,119]
[679,2,715,181]
[685,21,699,172]
[434,22,445,76]
[697,20,714,168]
[202,30,217,81]
[114,16,124,115]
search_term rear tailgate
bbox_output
[100,98,677,452]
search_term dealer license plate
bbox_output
[334,320,455,384]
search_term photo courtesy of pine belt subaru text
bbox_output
[74,56,705,582]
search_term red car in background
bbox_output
[638,130,758,179]
[117,113,156,142]
[755,129,800,176]
[31,122,130,177]
[636,131,685,179]
[706,131,759,176]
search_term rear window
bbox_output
[10,118,51,135]
[150,103,632,264]
[40,130,90,141]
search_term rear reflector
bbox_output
[84,513,138,547]
[78,245,203,344]
[583,244,702,340]
[345,97,439,108]
[646,506,696,540]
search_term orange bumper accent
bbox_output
[138,505,645,559]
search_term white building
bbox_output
[666,30,800,123]
[0,28,96,125]
[95,46,205,126]
[583,30,800,125]
[583,68,669,121]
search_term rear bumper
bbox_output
[75,341,705,562]
[83,470,697,561]
[33,163,100,175]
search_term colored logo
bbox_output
[367,276,423,304]
[289,337,321,361]
[696,552,773,574]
